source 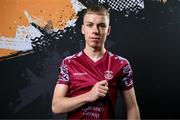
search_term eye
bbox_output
[99,23,106,28]
[86,23,93,27]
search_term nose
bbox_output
[92,25,99,34]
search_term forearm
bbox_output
[52,92,90,114]
[122,88,140,119]
[127,105,140,120]
[52,80,108,114]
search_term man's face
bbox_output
[81,13,111,49]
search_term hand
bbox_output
[86,80,108,102]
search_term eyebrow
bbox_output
[85,21,106,25]
[85,21,93,24]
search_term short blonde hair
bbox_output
[83,5,110,21]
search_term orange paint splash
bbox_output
[0,0,77,37]
[0,48,18,57]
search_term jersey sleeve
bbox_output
[57,59,70,86]
[119,61,134,90]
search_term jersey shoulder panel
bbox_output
[63,51,83,63]
[108,51,129,64]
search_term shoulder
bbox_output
[61,51,83,64]
[108,51,130,65]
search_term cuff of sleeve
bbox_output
[122,84,134,91]
[57,79,69,86]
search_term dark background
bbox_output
[0,0,180,119]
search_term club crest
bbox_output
[104,70,113,80]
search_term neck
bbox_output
[84,47,106,62]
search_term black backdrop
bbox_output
[0,0,180,119]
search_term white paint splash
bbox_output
[65,0,86,28]
[24,10,34,24]
[0,10,42,51]
[0,24,42,51]
[66,19,77,28]
[0,1,86,52]
[71,0,86,14]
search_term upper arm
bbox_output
[122,87,138,109]
[52,84,69,114]
[53,84,69,99]
[54,58,70,98]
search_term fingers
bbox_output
[98,80,108,86]
[98,92,107,97]
[96,80,108,97]
[87,80,109,102]
[98,87,108,97]
[99,84,108,92]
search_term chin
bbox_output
[90,44,100,48]
[89,42,101,46]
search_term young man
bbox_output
[52,5,140,119]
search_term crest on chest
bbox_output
[104,70,114,80]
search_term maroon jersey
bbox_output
[57,50,133,119]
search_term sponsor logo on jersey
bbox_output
[73,72,88,76]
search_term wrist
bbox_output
[83,91,91,103]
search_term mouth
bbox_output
[90,37,100,41]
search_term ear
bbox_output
[81,25,85,34]
[107,26,111,36]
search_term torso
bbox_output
[59,50,130,119]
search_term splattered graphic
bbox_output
[98,0,144,16]
[0,0,146,60]
[0,0,86,116]
[0,0,85,60]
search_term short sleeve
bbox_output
[119,61,134,90]
[57,59,70,85]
